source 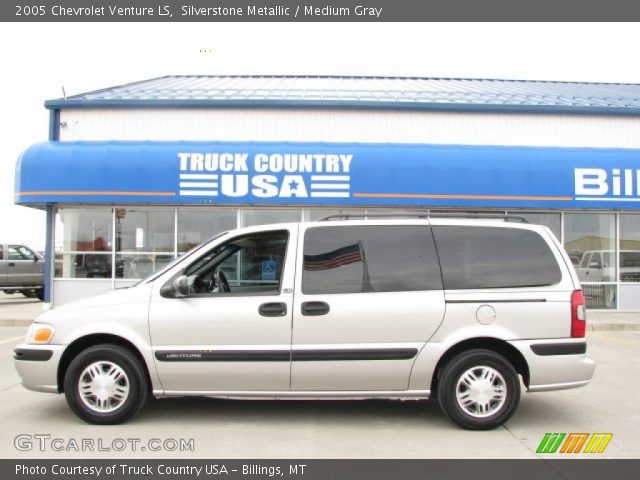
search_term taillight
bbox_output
[571,290,586,338]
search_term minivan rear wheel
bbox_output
[63,344,148,424]
[437,349,520,430]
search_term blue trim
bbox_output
[42,98,640,116]
[14,140,640,210]
[43,204,53,303]
[48,109,59,141]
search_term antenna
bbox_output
[61,85,67,99]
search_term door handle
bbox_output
[301,301,330,316]
[7,262,15,267]
[258,302,287,317]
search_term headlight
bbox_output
[25,323,55,344]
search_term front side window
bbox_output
[433,226,562,289]
[8,245,36,261]
[302,225,442,294]
[184,230,288,295]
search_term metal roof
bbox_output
[44,75,640,115]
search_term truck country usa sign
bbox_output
[13,141,640,209]
[178,152,352,199]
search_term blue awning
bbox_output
[14,141,640,209]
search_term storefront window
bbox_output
[54,253,113,279]
[582,285,617,310]
[304,208,366,221]
[510,212,561,240]
[564,213,616,309]
[115,208,174,253]
[240,208,302,227]
[620,214,640,282]
[115,254,175,279]
[177,208,237,253]
[54,208,113,278]
[55,208,112,252]
[112,208,175,279]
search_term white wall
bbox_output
[59,108,640,148]
[53,279,113,306]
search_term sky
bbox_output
[1,22,640,250]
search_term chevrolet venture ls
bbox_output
[14,216,595,429]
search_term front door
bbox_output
[149,227,297,392]
[6,245,43,286]
[291,223,446,391]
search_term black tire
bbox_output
[21,290,35,298]
[34,289,44,301]
[63,344,148,424]
[437,349,520,430]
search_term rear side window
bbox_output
[302,225,442,294]
[433,226,562,289]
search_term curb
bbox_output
[588,323,640,332]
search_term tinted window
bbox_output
[433,226,562,289]
[302,226,442,294]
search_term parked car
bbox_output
[14,216,594,429]
[576,249,640,283]
[0,244,44,300]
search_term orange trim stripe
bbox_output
[16,191,176,197]
[353,193,573,201]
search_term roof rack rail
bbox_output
[318,213,530,223]
[428,213,530,223]
[319,213,428,221]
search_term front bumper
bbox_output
[13,344,66,393]
[508,338,595,392]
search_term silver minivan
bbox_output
[14,216,595,429]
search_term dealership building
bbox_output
[13,75,640,309]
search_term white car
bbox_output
[14,216,594,429]
[576,249,640,282]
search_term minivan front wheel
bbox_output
[437,349,520,430]
[63,344,148,424]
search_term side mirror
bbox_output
[174,275,190,297]
[160,275,190,298]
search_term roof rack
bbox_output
[318,213,530,223]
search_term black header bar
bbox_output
[4,459,640,480]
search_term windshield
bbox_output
[129,231,229,286]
